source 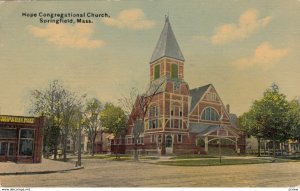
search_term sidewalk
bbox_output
[139,156,173,163]
[0,158,83,175]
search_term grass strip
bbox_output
[156,158,271,166]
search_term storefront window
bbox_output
[0,142,7,156]
[0,128,17,138]
[19,129,34,156]
[8,143,14,156]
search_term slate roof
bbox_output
[189,123,239,137]
[189,84,211,112]
[229,114,238,127]
[189,123,220,135]
[146,77,167,96]
[150,17,185,63]
[133,119,144,136]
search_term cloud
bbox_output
[233,42,288,69]
[28,23,105,49]
[102,8,155,30]
[212,9,272,45]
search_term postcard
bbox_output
[0,0,299,189]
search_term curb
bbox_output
[0,166,84,176]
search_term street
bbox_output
[0,159,300,187]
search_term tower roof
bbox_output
[150,16,185,63]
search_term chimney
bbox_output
[226,104,230,113]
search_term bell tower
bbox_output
[149,16,185,82]
[146,16,190,155]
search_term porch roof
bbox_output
[189,123,239,137]
[190,123,219,135]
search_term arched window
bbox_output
[201,107,219,121]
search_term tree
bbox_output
[30,80,83,161]
[69,107,82,155]
[239,84,295,157]
[239,110,263,156]
[30,80,64,159]
[289,100,300,141]
[43,125,60,158]
[82,98,104,156]
[60,90,83,161]
[101,103,127,158]
[119,81,163,161]
[260,84,294,157]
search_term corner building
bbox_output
[121,17,245,155]
[0,115,44,163]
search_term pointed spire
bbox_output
[150,17,185,63]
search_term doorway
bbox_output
[165,135,173,154]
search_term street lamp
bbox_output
[218,138,221,164]
[218,114,223,164]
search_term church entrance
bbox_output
[156,135,162,155]
[165,135,173,154]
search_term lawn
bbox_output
[170,155,218,159]
[76,154,300,166]
[156,158,272,166]
[82,154,158,161]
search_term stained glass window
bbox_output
[201,107,219,121]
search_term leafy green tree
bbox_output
[240,84,296,157]
[239,110,263,156]
[82,98,104,156]
[289,100,300,141]
[101,103,126,157]
[43,125,60,158]
[259,84,293,157]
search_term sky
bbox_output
[0,0,299,116]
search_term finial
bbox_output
[165,12,169,22]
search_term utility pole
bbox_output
[77,113,82,167]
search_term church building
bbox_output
[116,17,245,155]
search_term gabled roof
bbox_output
[133,119,144,136]
[150,16,185,63]
[189,123,219,135]
[189,84,211,112]
[189,123,239,137]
